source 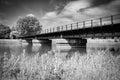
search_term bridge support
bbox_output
[23,39,52,55]
[38,39,52,55]
[25,39,33,55]
[52,38,87,54]
[24,38,87,56]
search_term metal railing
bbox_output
[41,14,120,34]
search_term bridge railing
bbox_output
[41,14,120,34]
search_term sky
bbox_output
[0,0,120,29]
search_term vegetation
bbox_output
[0,24,11,39]
[1,49,120,80]
[10,31,19,39]
[16,15,42,37]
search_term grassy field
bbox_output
[0,48,120,80]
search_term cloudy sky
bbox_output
[0,0,120,29]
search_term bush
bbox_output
[0,24,11,39]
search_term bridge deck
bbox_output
[19,14,120,39]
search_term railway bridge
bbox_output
[19,14,120,53]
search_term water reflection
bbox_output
[25,39,33,55]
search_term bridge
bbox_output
[20,14,120,39]
[19,14,120,54]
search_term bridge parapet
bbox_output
[41,14,120,34]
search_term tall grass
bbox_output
[1,49,120,80]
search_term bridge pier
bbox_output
[25,39,33,55]
[52,38,87,54]
[23,39,52,55]
[38,39,52,55]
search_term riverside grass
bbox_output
[1,49,120,80]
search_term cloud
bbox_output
[42,11,57,19]
[41,11,73,29]
[26,14,35,17]
[89,0,113,7]
[41,0,120,29]
[81,0,120,16]
[60,0,92,20]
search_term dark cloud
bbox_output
[49,0,75,13]
[90,0,114,7]
[0,0,56,26]
[0,0,119,27]
[78,0,115,11]
[78,0,120,16]
[41,0,120,29]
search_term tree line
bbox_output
[0,15,42,39]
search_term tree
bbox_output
[0,24,11,39]
[11,26,16,31]
[16,15,42,37]
[9,26,19,39]
[10,31,19,39]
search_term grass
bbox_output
[1,49,120,80]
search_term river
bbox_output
[0,39,120,57]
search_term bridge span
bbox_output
[20,14,120,39]
[19,14,120,53]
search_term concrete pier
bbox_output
[23,39,52,55]
[52,38,87,53]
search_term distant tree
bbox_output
[11,26,16,31]
[16,15,42,37]
[10,31,19,39]
[0,24,11,39]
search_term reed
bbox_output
[2,49,120,80]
